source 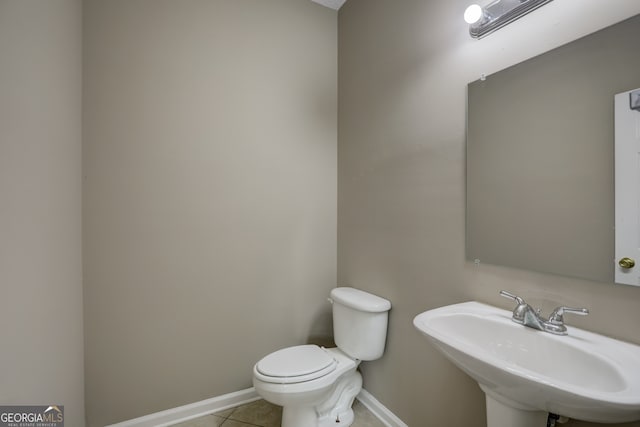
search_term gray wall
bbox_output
[83,1,337,425]
[338,1,640,426]
[0,1,84,426]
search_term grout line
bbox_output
[220,418,264,427]
[151,395,395,427]
[218,405,265,427]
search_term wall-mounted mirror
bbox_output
[466,14,640,284]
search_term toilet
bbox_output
[252,287,391,427]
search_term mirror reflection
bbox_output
[466,14,640,284]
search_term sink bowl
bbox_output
[414,302,640,425]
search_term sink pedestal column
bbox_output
[484,389,548,427]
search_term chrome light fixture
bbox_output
[464,0,554,39]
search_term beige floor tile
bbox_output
[170,414,226,427]
[352,400,386,427]
[212,408,235,418]
[227,399,282,427]
[219,420,261,427]
[171,398,385,427]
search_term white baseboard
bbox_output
[105,388,260,427]
[105,387,407,427]
[356,389,409,427]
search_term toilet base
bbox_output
[281,406,354,427]
[317,369,361,426]
[318,408,354,427]
[279,370,362,427]
[281,406,318,427]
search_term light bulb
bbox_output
[464,4,483,24]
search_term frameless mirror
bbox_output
[466,14,640,284]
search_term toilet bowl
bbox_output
[253,346,360,426]
[252,287,391,427]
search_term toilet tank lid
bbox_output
[330,287,391,313]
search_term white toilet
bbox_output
[252,287,391,427]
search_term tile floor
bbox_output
[171,398,386,427]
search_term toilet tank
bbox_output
[330,287,391,361]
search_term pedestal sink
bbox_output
[413,302,640,427]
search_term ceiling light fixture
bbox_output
[465,0,554,39]
[464,4,484,24]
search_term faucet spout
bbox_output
[521,306,544,330]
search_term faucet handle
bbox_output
[548,306,589,326]
[499,291,532,324]
[499,290,526,305]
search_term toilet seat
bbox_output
[255,345,338,384]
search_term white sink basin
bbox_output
[414,302,640,424]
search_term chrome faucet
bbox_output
[499,290,589,335]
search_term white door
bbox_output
[614,88,640,286]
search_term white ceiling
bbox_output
[310,0,347,10]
